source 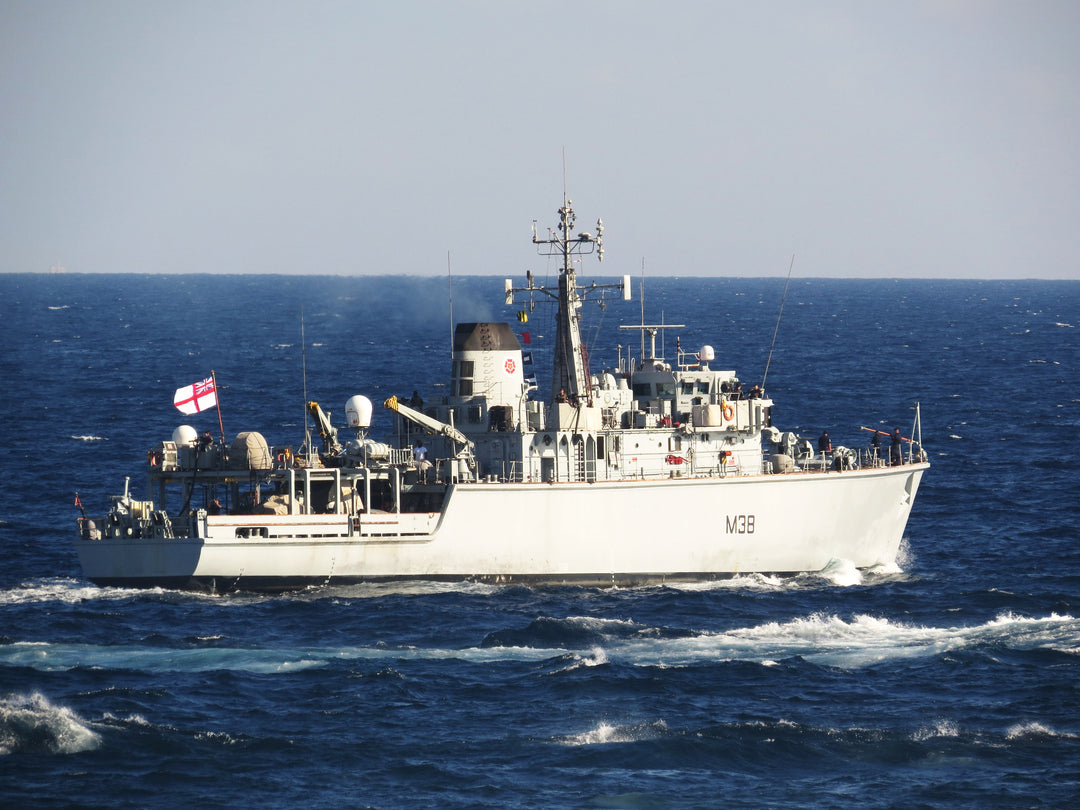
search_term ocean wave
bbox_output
[0,641,333,674]
[71,434,106,442]
[0,693,102,755]
[5,612,1075,676]
[0,578,163,606]
[0,639,563,674]
[659,573,793,592]
[681,611,1080,669]
[912,719,961,741]
[557,719,670,747]
[1005,721,1079,740]
[817,558,863,586]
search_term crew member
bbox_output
[890,428,904,466]
[818,431,832,454]
[413,440,431,482]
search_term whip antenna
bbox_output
[301,305,312,463]
[447,250,454,361]
[762,254,795,391]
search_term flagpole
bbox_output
[211,369,226,446]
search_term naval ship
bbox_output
[75,195,929,592]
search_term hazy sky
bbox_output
[2,1,1077,279]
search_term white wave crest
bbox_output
[614,611,1080,670]
[0,693,102,755]
[71,434,105,442]
[559,719,669,746]
[817,558,863,587]
[913,719,961,741]
[0,578,168,606]
[663,573,791,592]
[561,615,638,633]
[7,612,1075,676]
[550,646,610,674]
[1005,721,1078,740]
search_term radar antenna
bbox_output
[505,196,630,405]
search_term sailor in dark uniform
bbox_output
[818,431,832,454]
[890,428,904,466]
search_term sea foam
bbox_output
[0,693,102,755]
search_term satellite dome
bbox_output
[172,425,199,445]
[345,395,373,429]
[699,345,715,364]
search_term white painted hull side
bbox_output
[77,463,926,590]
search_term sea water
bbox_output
[2,274,1078,808]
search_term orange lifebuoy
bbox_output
[147,450,161,467]
[722,401,735,421]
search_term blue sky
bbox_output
[2,1,1077,278]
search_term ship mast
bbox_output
[546,194,601,404]
[507,195,631,406]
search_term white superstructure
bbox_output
[76,195,928,592]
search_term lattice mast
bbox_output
[506,195,629,405]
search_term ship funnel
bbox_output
[451,323,524,407]
[345,395,373,429]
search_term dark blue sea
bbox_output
[2,273,1078,808]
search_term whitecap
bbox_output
[610,612,1080,670]
[1005,721,1077,740]
[0,578,139,606]
[546,646,610,674]
[557,719,669,747]
[8,612,1075,677]
[817,558,863,587]
[0,693,102,755]
[913,719,960,741]
[71,435,105,442]
[662,572,791,592]
[561,616,639,634]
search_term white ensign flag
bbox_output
[174,377,217,415]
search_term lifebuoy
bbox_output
[721,401,735,421]
[147,450,161,467]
